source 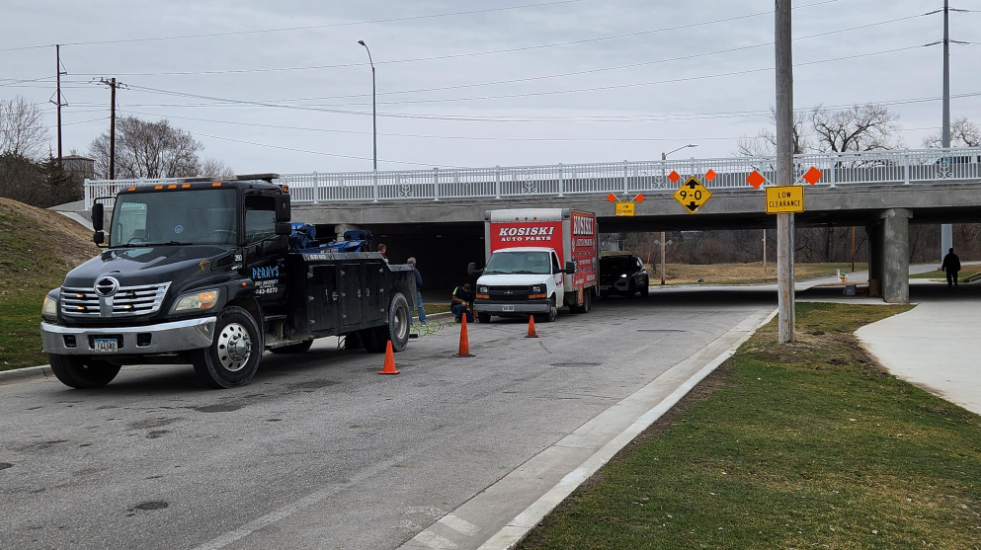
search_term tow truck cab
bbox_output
[40,174,415,389]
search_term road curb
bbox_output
[408,306,779,550]
[0,364,55,386]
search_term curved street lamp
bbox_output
[358,40,377,171]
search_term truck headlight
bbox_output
[171,288,220,313]
[41,293,58,321]
[532,285,541,293]
[620,273,628,279]
[479,286,488,293]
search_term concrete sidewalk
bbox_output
[856,281,981,416]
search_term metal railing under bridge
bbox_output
[84,147,981,210]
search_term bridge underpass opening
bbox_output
[306,197,981,306]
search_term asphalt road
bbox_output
[0,290,774,550]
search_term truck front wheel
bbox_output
[477,312,492,324]
[192,307,262,389]
[49,355,121,389]
[538,296,558,323]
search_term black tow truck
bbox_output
[40,174,415,389]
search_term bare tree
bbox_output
[0,96,49,159]
[736,109,811,156]
[810,104,900,153]
[89,117,202,179]
[198,157,235,178]
[922,118,981,148]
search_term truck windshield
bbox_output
[109,189,238,247]
[484,251,552,275]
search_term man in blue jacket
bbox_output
[407,257,426,325]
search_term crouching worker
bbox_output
[451,284,474,323]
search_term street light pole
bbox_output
[657,144,697,285]
[358,40,377,171]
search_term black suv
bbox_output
[599,255,649,298]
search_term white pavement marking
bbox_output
[413,530,460,549]
[470,308,779,550]
[439,514,481,537]
[190,454,406,550]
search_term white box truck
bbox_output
[468,208,598,323]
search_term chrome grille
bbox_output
[61,282,171,317]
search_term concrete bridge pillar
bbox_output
[879,208,912,304]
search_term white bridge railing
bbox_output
[84,148,981,210]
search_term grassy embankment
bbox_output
[0,199,98,370]
[658,262,867,285]
[520,302,981,550]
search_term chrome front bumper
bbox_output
[41,317,217,356]
[474,301,551,314]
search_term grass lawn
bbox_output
[656,262,867,285]
[911,266,981,282]
[416,303,451,316]
[519,302,981,550]
[0,200,99,371]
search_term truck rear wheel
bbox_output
[572,290,591,314]
[49,355,121,389]
[362,292,411,353]
[192,307,262,389]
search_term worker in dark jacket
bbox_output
[451,284,474,323]
[407,257,425,326]
[941,247,961,288]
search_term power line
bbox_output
[118,92,979,140]
[121,44,925,113]
[190,131,469,169]
[260,12,931,104]
[0,0,594,53]
[62,0,843,78]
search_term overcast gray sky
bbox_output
[2,0,979,175]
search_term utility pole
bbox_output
[660,231,667,285]
[762,230,767,276]
[940,0,953,260]
[775,0,795,343]
[851,227,856,272]
[55,45,63,166]
[97,78,121,180]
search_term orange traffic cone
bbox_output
[526,315,538,338]
[455,315,473,357]
[378,340,400,375]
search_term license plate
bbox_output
[502,305,515,312]
[93,338,118,353]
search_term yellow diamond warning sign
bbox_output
[673,177,712,214]
[765,186,804,214]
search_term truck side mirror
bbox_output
[274,194,291,223]
[275,222,292,236]
[93,231,105,245]
[565,261,576,274]
[91,203,104,231]
[467,262,482,277]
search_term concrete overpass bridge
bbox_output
[85,147,981,303]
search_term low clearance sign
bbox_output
[490,221,564,259]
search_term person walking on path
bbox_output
[451,284,474,323]
[407,257,426,326]
[941,247,961,288]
